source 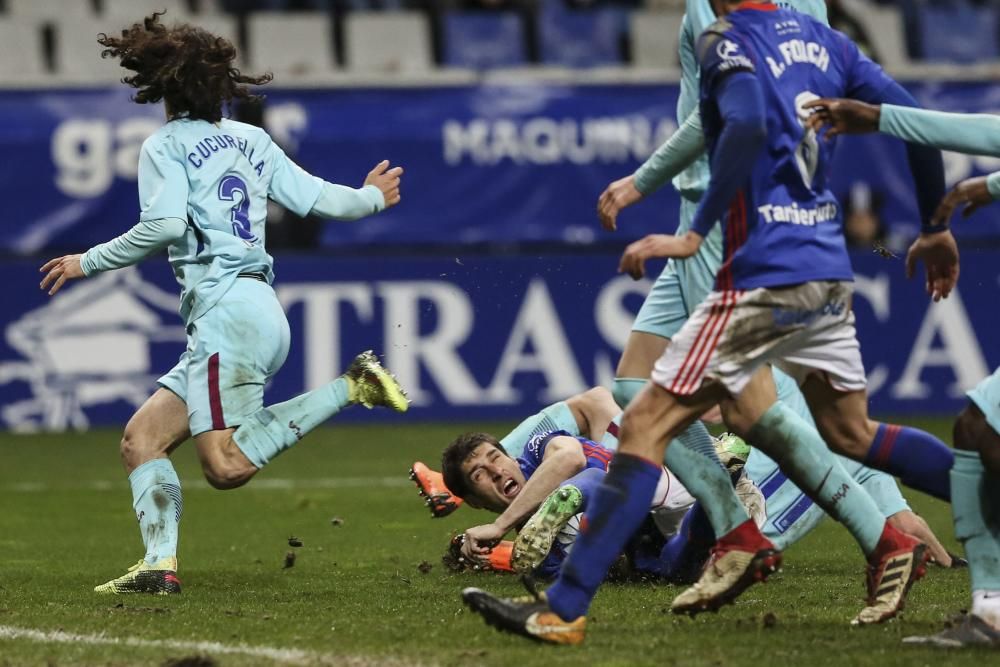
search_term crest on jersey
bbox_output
[717,39,742,60]
[0,268,185,431]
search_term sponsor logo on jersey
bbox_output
[757,201,838,226]
[716,39,755,74]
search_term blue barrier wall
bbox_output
[3,82,1000,254]
[0,249,996,429]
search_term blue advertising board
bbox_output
[2,82,1000,255]
[0,249,996,429]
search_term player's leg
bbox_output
[905,377,1000,647]
[800,378,932,624]
[94,385,189,594]
[942,374,1000,634]
[803,375,952,501]
[188,280,407,489]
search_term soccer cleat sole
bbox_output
[672,549,782,617]
[462,588,585,645]
[852,544,929,626]
[347,351,409,412]
[94,570,181,595]
[511,486,582,574]
[408,464,462,518]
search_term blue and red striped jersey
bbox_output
[517,430,614,480]
[696,2,895,289]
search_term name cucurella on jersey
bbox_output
[765,39,830,78]
[186,134,265,176]
[758,201,838,225]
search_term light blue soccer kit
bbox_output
[81,117,385,569]
[83,118,383,436]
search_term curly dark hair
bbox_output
[97,11,272,122]
[441,432,506,501]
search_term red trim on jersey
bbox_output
[605,420,620,438]
[873,424,901,468]
[716,190,748,292]
[207,352,225,430]
[737,2,778,11]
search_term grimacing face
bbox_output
[459,442,527,513]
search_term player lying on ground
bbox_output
[804,97,1000,647]
[38,12,409,595]
[462,0,960,642]
[431,390,954,581]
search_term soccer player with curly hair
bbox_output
[39,12,409,595]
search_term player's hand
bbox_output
[461,523,505,561]
[618,231,703,280]
[932,176,992,227]
[905,229,959,302]
[802,98,881,140]
[39,254,85,296]
[364,159,403,209]
[597,175,644,231]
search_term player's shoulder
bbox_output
[221,118,274,145]
[140,122,177,155]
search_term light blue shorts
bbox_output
[158,278,290,436]
[968,367,1000,436]
[631,198,722,340]
[747,367,910,550]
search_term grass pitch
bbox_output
[0,418,988,666]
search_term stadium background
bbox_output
[0,2,997,665]
[0,0,997,430]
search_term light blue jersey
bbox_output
[137,118,323,324]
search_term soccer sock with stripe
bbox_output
[951,450,1000,628]
[613,377,746,535]
[129,458,182,566]
[232,378,351,469]
[748,402,884,555]
[546,453,662,621]
[499,401,579,457]
[866,422,952,501]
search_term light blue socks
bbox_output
[952,451,1000,601]
[233,377,351,469]
[748,402,884,554]
[129,458,182,565]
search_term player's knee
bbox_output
[954,404,1000,474]
[200,449,255,490]
[202,461,251,490]
[119,429,161,471]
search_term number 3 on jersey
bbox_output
[218,174,257,243]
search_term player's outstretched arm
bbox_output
[308,160,403,221]
[803,98,880,139]
[39,216,187,296]
[597,111,707,232]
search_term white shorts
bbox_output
[650,281,866,397]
